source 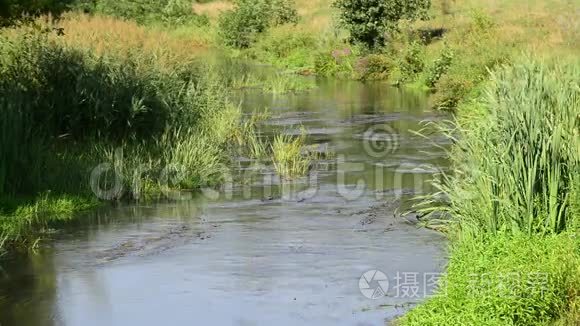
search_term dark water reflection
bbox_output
[0,76,451,326]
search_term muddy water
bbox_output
[0,78,451,326]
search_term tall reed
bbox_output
[422,60,579,236]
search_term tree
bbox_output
[0,0,76,26]
[333,0,431,48]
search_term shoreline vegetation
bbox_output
[1,0,579,324]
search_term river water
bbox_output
[0,77,451,326]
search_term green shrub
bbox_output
[396,41,425,81]
[425,45,454,88]
[431,74,473,109]
[218,0,271,48]
[218,0,299,48]
[270,0,299,26]
[314,49,355,77]
[249,26,316,69]
[355,53,394,80]
[333,0,431,48]
[470,9,495,32]
[94,0,203,25]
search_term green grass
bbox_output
[400,233,580,326]
[420,59,580,236]
[271,132,312,179]
[402,59,580,325]
[0,25,254,249]
[0,193,100,249]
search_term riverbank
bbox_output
[193,0,579,110]
[0,13,320,250]
[0,22,255,250]
[1,1,579,323]
[400,60,580,324]
[0,68,450,325]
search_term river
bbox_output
[0,76,451,326]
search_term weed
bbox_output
[271,132,311,179]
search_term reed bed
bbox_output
[426,60,580,236]
[403,60,580,325]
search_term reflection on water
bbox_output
[0,76,450,326]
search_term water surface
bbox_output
[0,77,450,326]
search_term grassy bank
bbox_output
[196,0,579,110]
[402,233,580,325]
[0,21,250,249]
[0,10,321,249]
[399,60,580,324]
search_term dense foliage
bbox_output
[403,60,580,324]
[333,0,431,47]
[0,26,246,247]
[218,0,298,48]
[93,0,205,25]
[0,0,74,25]
[0,0,206,26]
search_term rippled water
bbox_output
[0,77,451,326]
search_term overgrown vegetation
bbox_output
[1,2,579,323]
[0,0,74,26]
[0,24,249,249]
[401,233,580,325]
[92,0,207,25]
[218,0,298,48]
[402,60,580,324]
[420,61,580,236]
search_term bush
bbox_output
[399,41,425,79]
[314,49,355,77]
[270,0,299,26]
[218,0,272,48]
[0,28,239,198]
[0,0,75,26]
[431,74,473,109]
[0,31,171,141]
[333,0,431,48]
[425,45,454,88]
[249,25,316,69]
[355,54,394,80]
[218,0,298,48]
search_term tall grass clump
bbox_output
[87,0,208,26]
[425,60,580,237]
[403,60,580,325]
[271,133,311,179]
